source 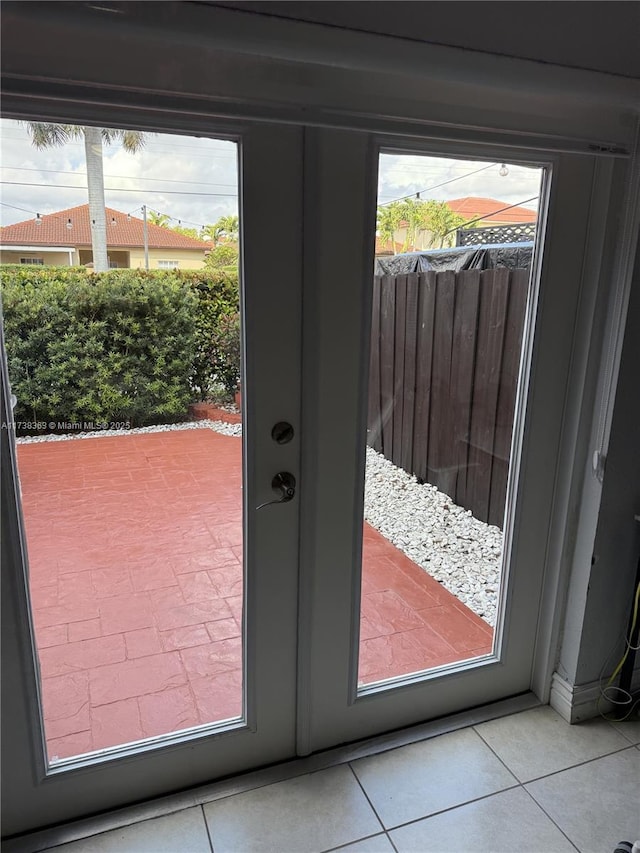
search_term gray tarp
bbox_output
[374,242,534,276]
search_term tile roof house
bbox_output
[390,196,538,252]
[0,204,212,269]
[374,236,405,255]
[446,196,537,225]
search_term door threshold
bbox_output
[4,692,539,852]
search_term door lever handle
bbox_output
[256,472,296,510]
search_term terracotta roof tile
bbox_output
[0,204,211,250]
[446,197,537,224]
[375,236,405,255]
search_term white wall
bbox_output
[575,242,640,687]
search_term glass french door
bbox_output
[297,127,601,753]
[1,120,305,835]
[2,115,604,836]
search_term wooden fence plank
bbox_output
[450,270,481,510]
[412,273,436,481]
[427,271,456,496]
[401,273,419,473]
[367,276,383,452]
[379,276,395,457]
[467,269,510,523]
[367,266,529,528]
[392,276,407,467]
[488,269,529,527]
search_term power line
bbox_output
[1,180,236,197]
[0,165,237,188]
[0,200,82,226]
[1,200,234,233]
[0,201,36,215]
[441,195,540,237]
[139,207,218,231]
[1,134,237,160]
[379,163,499,207]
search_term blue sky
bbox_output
[1,119,540,229]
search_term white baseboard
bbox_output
[550,669,640,723]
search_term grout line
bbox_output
[519,743,639,786]
[347,763,386,834]
[200,804,215,853]
[471,725,521,782]
[373,783,522,835]
[474,718,639,786]
[321,830,391,852]
[386,829,400,853]
[520,786,581,852]
[603,716,640,744]
[3,694,539,852]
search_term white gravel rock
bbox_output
[364,446,502,626]
[15,419,242,443]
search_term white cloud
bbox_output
[378,154,542,212]
[1,120,239,228]
[2,119,542,230]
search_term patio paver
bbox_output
[17,429,492,761]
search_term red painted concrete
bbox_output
[17,430,493,761]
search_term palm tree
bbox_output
[204,214,239,246]
[376,203,403,254]
[148,210,170,228]
[23,123,146,272]
[418,200,467,248]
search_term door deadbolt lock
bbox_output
[256,472,296,510]
[271,421,295,444]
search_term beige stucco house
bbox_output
[0,204,212,269]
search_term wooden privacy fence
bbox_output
[367,268,529,528]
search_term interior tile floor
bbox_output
[29,705,640,853]
[18,428,492,761]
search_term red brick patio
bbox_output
[17,429,492,762]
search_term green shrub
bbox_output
[181,268,239,400]
[209,312,241,396]
[1,266,198,429]
[204,243,239,270]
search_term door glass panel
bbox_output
[359,152,544,688]
[0,118,244,761]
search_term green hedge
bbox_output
[179,268,239,399]
[0,265,239,429]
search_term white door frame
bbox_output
[1,118,304,836]
[296,126,627,752]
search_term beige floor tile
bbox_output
[42,808,211,852]
[324,835,395,852]
[526,748,640,853]
[475,705,630,781]
[351,728,516,829]
[607,717,640,744]
[203,765,381,853]
[390,787,576,853]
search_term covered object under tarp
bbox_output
[374,242,534,275]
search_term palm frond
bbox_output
[21,122,82,149]
[100,128,147,152]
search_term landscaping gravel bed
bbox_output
[364,447,502,626]
[17,423,500,625]
[15,419,242,443]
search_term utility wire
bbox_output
[1,165,237,188]
[1,201,232,234]
[441,195,539,237]
[0,181,236,197]
[379,163,499,206]
[0,200,84,225]
[0,201,37,215]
